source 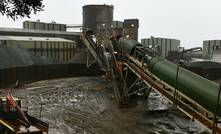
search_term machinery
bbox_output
[117,37,221,133]
[80,4,221,133]
[81,31,221,133]
[0,91,48,134]
[118,37,221,116]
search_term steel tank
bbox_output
[123,19,139,41]
[82,4,114,34]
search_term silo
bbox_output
[111,21,123,38]
[123,19,139,41]
[82,4,114,34]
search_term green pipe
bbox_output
[118,37,142,54]
[149,56,220,116]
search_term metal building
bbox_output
[0,27,80,47]
[0,36,76,62]
[23,21,67,32]
[141,37,180,58]
[203,40,221,61]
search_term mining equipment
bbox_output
[80,6,221,131]
[0,91,48,134]
[1,3,221,133]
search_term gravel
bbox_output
[0,44,61,69]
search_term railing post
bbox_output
[173,63,180,105]
[212,82,221,134]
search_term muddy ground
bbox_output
[8,77,208,134]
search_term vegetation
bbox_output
[0,0,44,19]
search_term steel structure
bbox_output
[82,32,221,133]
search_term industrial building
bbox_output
[0,36,76,62]
[1,3,221,134]
[203,40,221,62]
[0,25,80,46]
[141,37,180,58]
[23,20,66,31]
[0,20,82,62]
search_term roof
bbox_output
[0,27,80,36]
[0,35,74,43]
[23,20,66,26]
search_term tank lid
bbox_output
[83,4,114,9]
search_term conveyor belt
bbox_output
[125,56,221,133]
[80,34,104,68]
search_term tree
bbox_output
[0,0,44,20]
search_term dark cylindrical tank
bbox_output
[123,19,139,41]
[149,56,221,116]
[82,4,114,34]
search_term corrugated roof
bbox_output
[0,27,80,35]
[0,35,74,42]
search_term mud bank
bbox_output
[7,77,207,134]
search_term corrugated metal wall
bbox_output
[6,40,76,62]
[141,38,180,58]
[23,21,67,32]
[203,40,221,59]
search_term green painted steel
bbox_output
[117,37,221,116]
[118,37,142,54]
[149,56,221,115]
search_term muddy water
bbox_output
[9,77,207,134]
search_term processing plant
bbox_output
[0,3,221,134]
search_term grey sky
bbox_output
[0,0,221,48]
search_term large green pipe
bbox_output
[118,37,142,54]
[117,37,221,116]
[149,56,220,115]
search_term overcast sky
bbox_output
[0,0,221,48]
